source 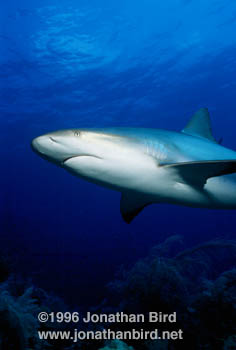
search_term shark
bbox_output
[31,108,236,223]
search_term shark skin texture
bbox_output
[31,108,236,223]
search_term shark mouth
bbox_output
[62,154,102,165]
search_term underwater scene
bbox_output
[1,0,236,349]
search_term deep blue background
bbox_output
[1,0,236,306]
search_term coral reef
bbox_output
[107,238,236,349]
[0,237,235,350]
[224,335,236,350]
[0,285,48,349]
[0,274,72,349]
[99,340,134,350]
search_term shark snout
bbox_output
[31,134,67,164]
[31,132,85,165]
[31,135,54,155]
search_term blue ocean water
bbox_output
[1,0,236,331]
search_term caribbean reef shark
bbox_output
[31,108,236,223]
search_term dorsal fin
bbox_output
[182,108,217,142]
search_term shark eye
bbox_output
[74,131,80,137]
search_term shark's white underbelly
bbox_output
[149,174,236,209]
[64,155,236,209]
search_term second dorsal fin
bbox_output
[182,108,216,142]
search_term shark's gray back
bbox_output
[86,127,236,163]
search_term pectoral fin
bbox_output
[120,193,152,223]
[163,160,236,188]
